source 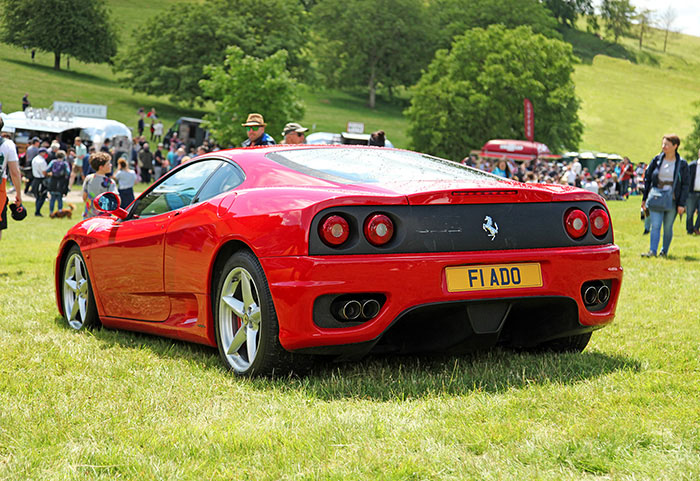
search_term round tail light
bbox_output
[564,208,588,239]
[589,208,610,237]
[364,214,394,246]
[319,215,350,246]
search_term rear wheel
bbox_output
[214,250,294,376]
[61,246,100,330]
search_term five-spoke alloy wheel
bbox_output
[215,250,290,376]
[61,246,99,330]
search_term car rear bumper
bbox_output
[261,245,622,351]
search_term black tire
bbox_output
[60,245,100,330]
[214,250,296,376]
[538,331,592,353]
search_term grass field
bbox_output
[1,196,699,480]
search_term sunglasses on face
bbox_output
[246,126,261,132]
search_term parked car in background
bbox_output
[306,131,394,148]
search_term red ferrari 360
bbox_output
[55,146,623,375]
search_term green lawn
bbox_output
[1,196,699,480]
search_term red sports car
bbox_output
[55,146,623,375]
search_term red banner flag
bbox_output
[523,98,534,142]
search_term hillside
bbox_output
[569,25,700,162]
[2,2,700,160]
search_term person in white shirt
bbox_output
[31,147,49,216]
[0,118,23,240]
[571,157,582,177]
[153,120,164,144]
[582,174,599,194]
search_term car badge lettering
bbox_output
[482,216,498,241]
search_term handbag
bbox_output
[646,186,673,211]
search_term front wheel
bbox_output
[61,246,100,330]
[214,250,294,376]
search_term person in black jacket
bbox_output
[686,150,700,235]
[641,134,690,257]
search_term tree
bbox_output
[312,0,436,108]
[405,25,582,161]
[542,0,594,27]
[434,0,559,50]
[200,47,304,147]
[0,0,117,70]
[600,0,636,43]
[635,8,655,49]
[657,6,677,53]
[116,0,308,104]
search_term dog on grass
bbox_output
[50,204,75,219]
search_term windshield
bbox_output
[267,148,496,184]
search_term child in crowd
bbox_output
[82,152,117,218]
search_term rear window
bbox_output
[266,148,496,184]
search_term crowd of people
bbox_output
[464,154,644,200]
[3,108,700,260]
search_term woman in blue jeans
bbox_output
[641,134,690,257]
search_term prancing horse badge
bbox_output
[482,216,498,241]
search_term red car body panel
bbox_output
[55,145,623,354]
[262,245,621,350]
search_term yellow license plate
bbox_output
[445,263,542,292]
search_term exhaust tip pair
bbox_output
[338,298,381,321]
[582,281,611,309]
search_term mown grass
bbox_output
[1,196,699,480]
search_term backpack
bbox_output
[47,160,69,193]
[50,159,69,178]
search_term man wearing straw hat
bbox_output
[241,113,276,147]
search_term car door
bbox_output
[164,160,246,297]
[89,159,224,321]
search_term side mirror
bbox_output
[93,192,128,219]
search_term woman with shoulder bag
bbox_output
[641,134,690,257]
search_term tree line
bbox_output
[0,0,662,158]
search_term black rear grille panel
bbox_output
[372,297,587,354]
[309,201,612,255]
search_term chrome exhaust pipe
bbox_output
[583,286,599,305]
[361,299,381,319]
[340,300,362,320]
[597,285,610,304]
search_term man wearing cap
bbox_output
[241,113,276,147]
[281,122,308,145]
[23,137,41,194]
[25,137,41,169]
[0,118,23,240]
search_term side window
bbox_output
[131,160,221,218]
[195,162,245,203]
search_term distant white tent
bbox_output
[2,110,131,150]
